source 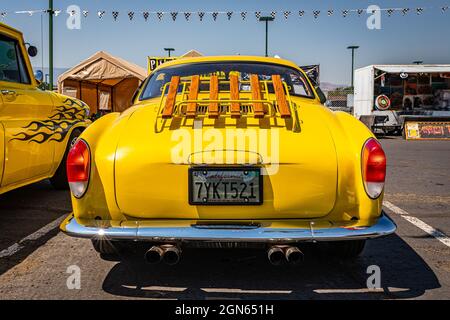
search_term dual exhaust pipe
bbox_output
[267,245,304,266]
[145,244,303,266]
[145,244,181,265]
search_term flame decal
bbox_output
[9,98,89,144]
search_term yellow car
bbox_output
[61,56,396,265]
[0,23,90,194]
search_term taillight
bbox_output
[67,139,90,198]
[362,138,386,199]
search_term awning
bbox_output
[374,65,450,74]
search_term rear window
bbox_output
[140,62,314,100]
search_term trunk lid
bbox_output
[114,98,337,220]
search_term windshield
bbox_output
[140,62,315,100]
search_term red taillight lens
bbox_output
[67,139,90,198]
[362,138,386,199]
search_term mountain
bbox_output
[320,82,348,93]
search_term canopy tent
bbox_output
[58,51,147,114]
[180,50,203,58]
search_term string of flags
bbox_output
[1,6,449,21]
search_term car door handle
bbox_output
[1,90,17,96]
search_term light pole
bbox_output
[48,0,54,90]
[347,45,359,88]
[259,16,274,57]
[164,48,175,57]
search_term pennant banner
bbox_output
[2,6,449,22]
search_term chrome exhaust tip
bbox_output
[144,246,164,264]
[267,246,285,266]
[162,245,181,266]
[285,246,304,265]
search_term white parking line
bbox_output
[384,200,450,248]
[0,215,66,258]
[314,287,408,294]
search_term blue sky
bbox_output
[1,0,450,84]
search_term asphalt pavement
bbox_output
[0,136,449,300]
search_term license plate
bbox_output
[189,167,263,205]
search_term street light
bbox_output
[164,48,175,57]
[347,45,359,88]
[48,0,54,90]
[259,16,274,57]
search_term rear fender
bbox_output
[330,111,383,221]
[71,112,129,221]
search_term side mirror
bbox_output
[315,86,327,105]
[27,46,38,57]
[34,70,44,82]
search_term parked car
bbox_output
[0,23,90,194]
[61,56,396,265]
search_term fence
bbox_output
[324,87,354,113]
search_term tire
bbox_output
[320,240,366,259]
[49,128,81,190]
[91,239,118,255]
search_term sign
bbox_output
[405,121,450,140]
[375,94,391,110]
[147,56,178,74]
[300,64,320,85]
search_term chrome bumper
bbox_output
[60,212,396,243]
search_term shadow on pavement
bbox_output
[102,234,440,300]
[0,180,71,275]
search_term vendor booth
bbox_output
[58,51,147,116]
[354,64,450,139]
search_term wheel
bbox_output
[91,239,118,255]
[320,240,366,259]
[49,129,81,189]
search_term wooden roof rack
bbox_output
[161,76,180,119]
[209,75,219,118]
[158,74,293,120]
[272,74,291,118]
[186,75,199,118]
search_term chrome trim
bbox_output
[61,212,396,243]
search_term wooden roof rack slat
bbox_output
[272,74,291,118]
[251,74,265,118]
[186,75,200,118]
[208,75,219,118]
[230,74,241,118]
[162,76,180,119]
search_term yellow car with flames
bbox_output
[61,56,396,265]
[0,23,90,194]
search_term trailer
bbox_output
[354,65,450,139]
